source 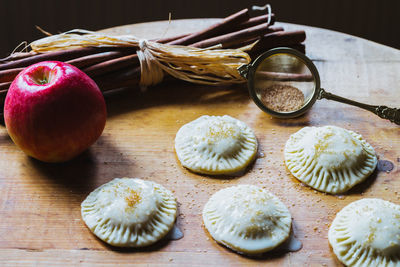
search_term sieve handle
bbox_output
[318,88,400,125]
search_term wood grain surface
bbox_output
[0,19,399,266]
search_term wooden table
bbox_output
[1,19,399,266]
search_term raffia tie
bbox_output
[29,29,252,87]
[137,39,164,86]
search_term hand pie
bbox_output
[284,125,377,194]
[328,198,400,266]
[81,178,177,247]
[175,115,258,175]
[203,185,292,255]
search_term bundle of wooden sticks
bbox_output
[0,8,306,110]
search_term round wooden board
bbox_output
[1,19,400,266]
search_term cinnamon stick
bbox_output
[0,11,307,106]
[95,65,141,83]
[248,30,306,57]
[86,26,291,85]
[0,47,112,71]
[216,26,284,49]
[76,32,200,77]
[287,43,306,54]
[157,33,190,44]
[256,71,313,81]
[0,48,138,82]
[235,14,275,30]
[0,51,37,63]
[0,31,189,82]
[83,54,140,77]
[94,76,140,92]
[0,67,24,83]
[191,22,277,48]
[0,82,12,91]
[168,8,250,45]
[0,11,277,83]
[66,49,136,68]
[0,90,9,97]
[0,8,255,101]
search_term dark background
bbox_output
[1,0,398,57]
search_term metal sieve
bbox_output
[238,47,400,125]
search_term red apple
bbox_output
[4,61,107,162]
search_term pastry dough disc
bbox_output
[81,178,177,247]
[203,185,292,255]
[175,115,258,175]
[328,198,400,266]
[284,125,377,194]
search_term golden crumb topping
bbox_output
[125,189,141,208]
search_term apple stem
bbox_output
[38,77,48,85]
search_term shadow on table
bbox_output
[29,150,98,195]
[103,80,250,118]
[0,131,13,144]
[272,116,311,127]
[345,167,378,195]
[28,135,128,195]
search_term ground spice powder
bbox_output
[260,84,305,112]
